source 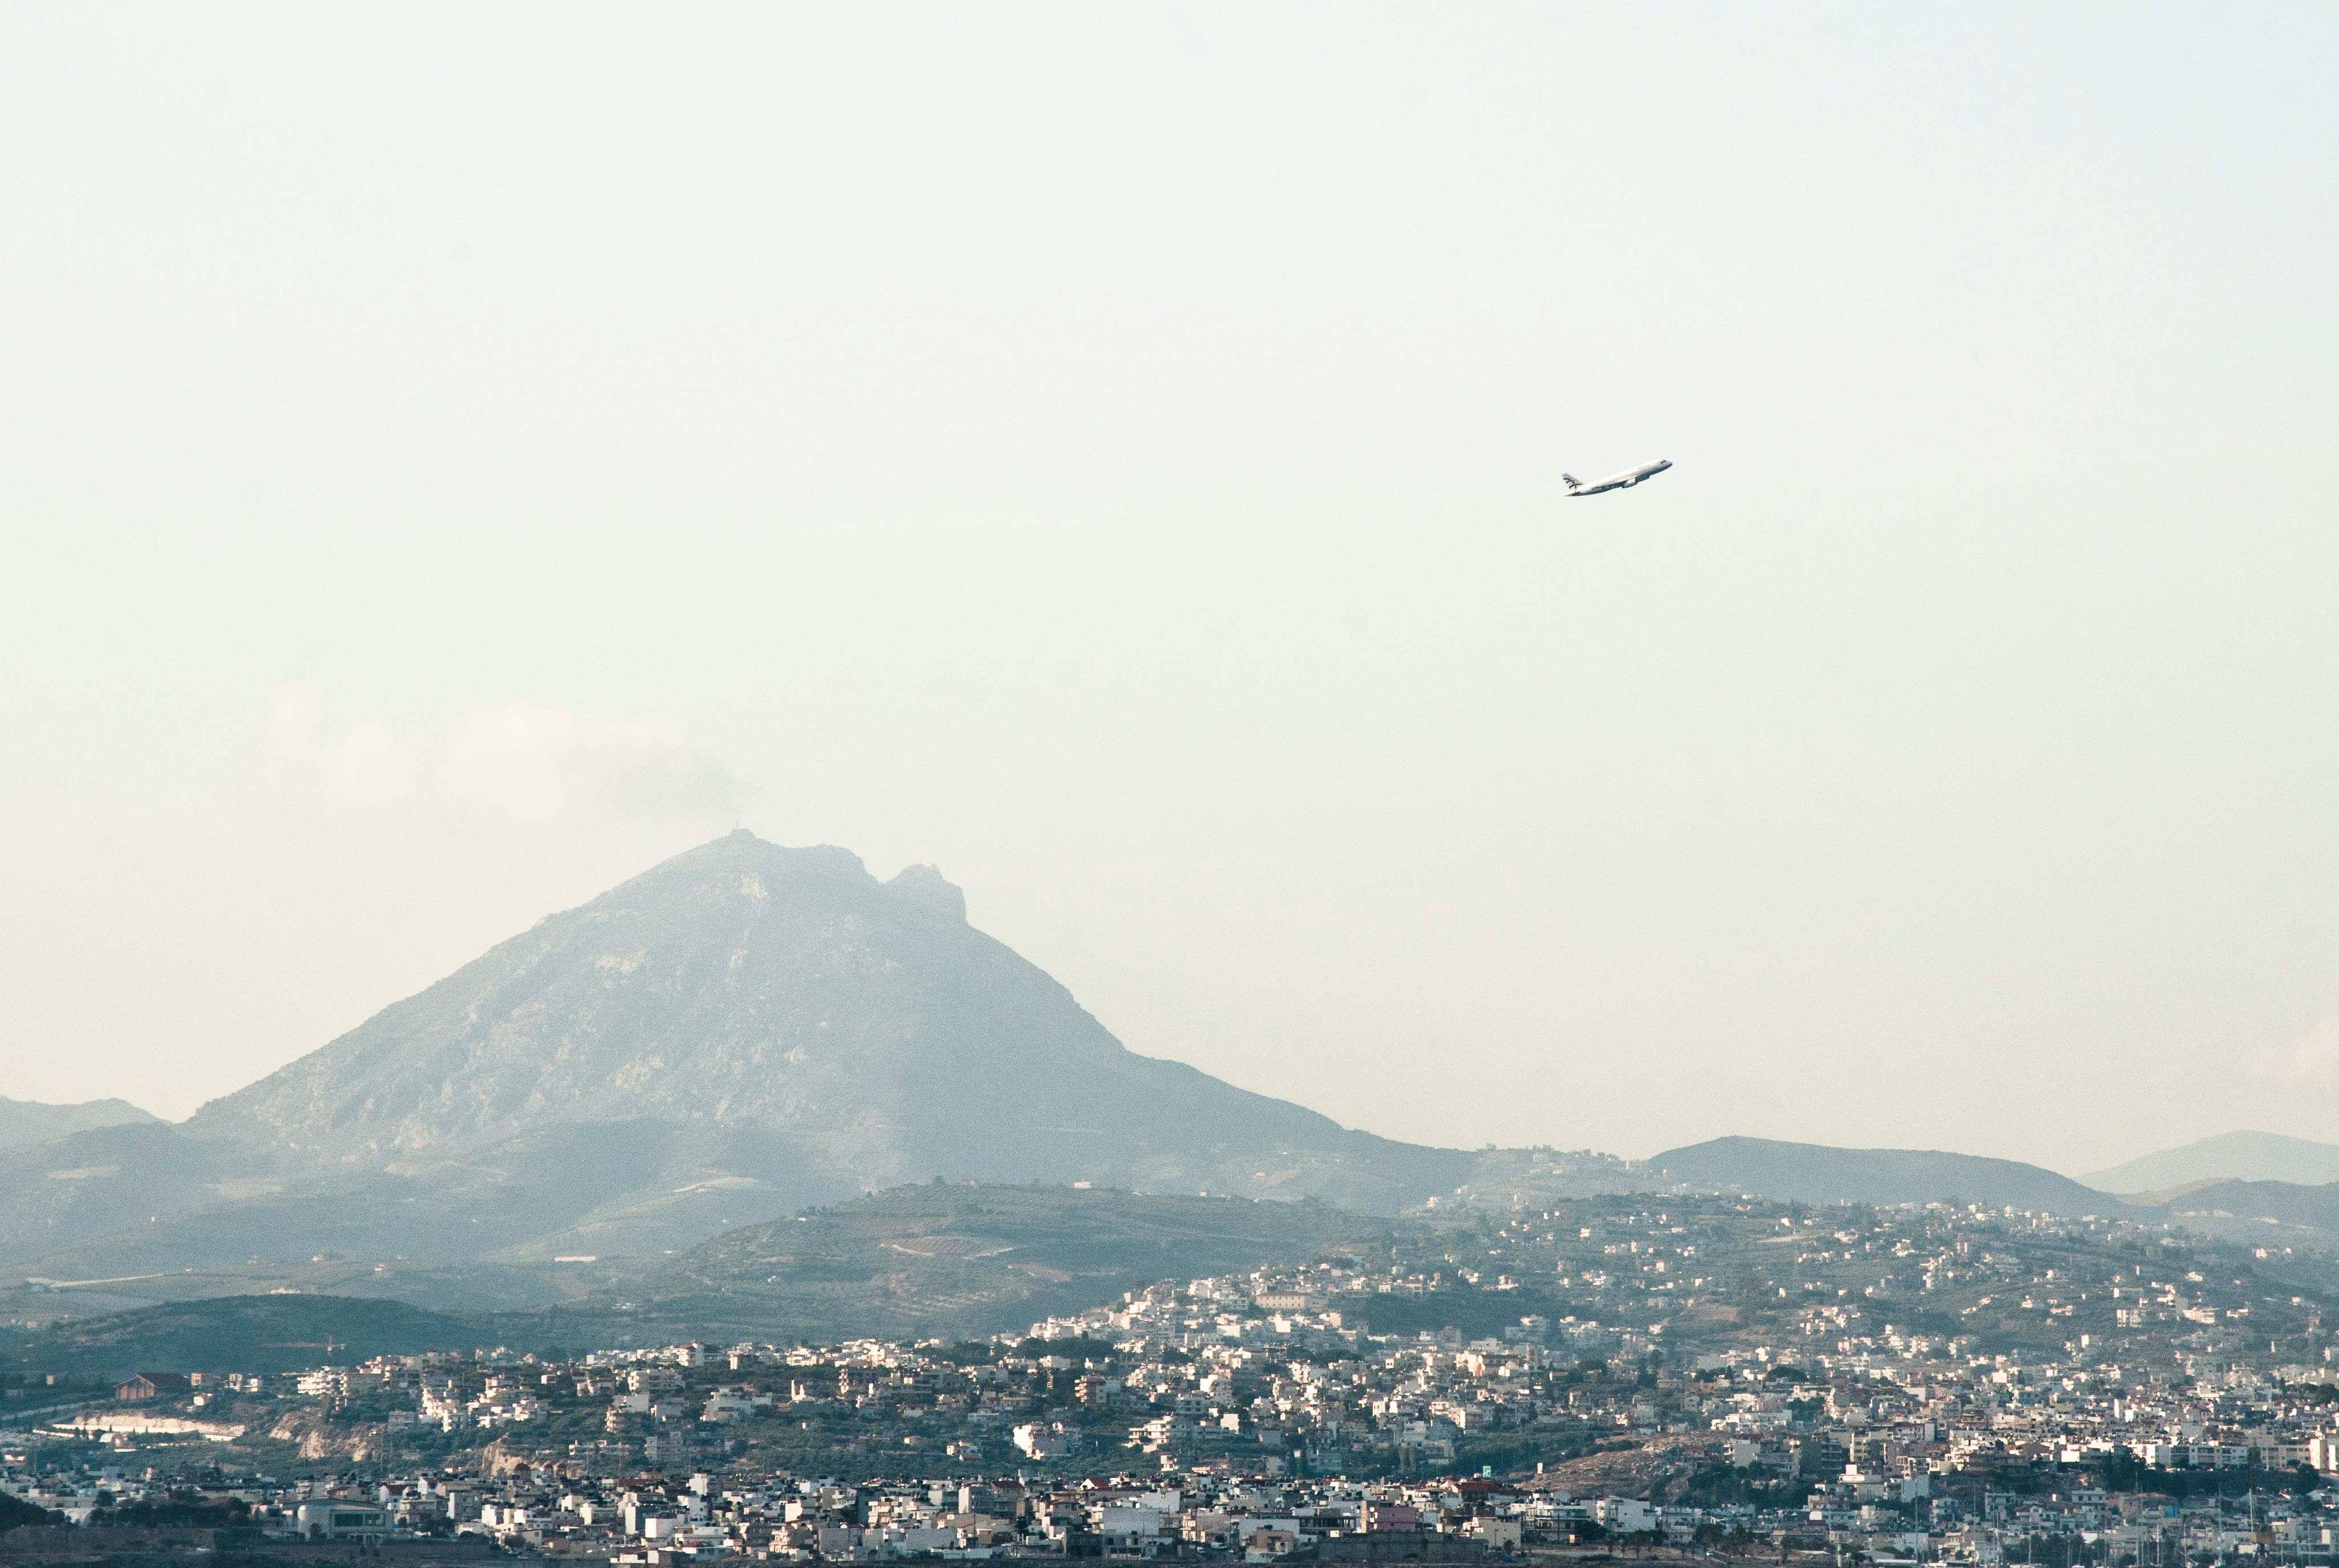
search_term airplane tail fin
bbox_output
[1561,472,1582,490]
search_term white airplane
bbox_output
[1563,458,1672,496]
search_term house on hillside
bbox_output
[115,1373,191,1402]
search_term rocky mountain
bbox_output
[188,831,1465,1207]
[1651,1136,2129,1214]
[3,833,1474,1277]
[2083,1131,2339,1196]
[0,1096,158,1150]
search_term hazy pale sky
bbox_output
[3,4,2335,1174]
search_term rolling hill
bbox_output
[0,1293,489,1378]
[0,1183,1405,1373]
[610,1181,1404,1344]
[1651,1136,2128,1214]
[2084,1132,2339,1195]
[2132,1177,2339,1243]
[0,1096,158,1151]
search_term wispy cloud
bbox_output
[264,687,755,830]
[2252,1016,2339,1088]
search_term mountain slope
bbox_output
[1652,1136,2126,1214]
[0,1097,159,1150]
[0,1184,1405,1370]
[616,1182,1400,1344]
[2084,1131,2339,1194]
[0,1294,488,1378]
[0,1122,281,1267]
[184,832,1467,1222]
[3,1119,864,1276]
[2133,1177,2339,1239]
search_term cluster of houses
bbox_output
[6,1432,2339,1564]
[17,1210,2339,1562]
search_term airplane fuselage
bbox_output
[1565,458,1672,496]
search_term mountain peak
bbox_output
[885,863,966,922]
[631,833,966,920]
[183,834,1460,1215]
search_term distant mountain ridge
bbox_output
[1651,1136,2128,1214]
[2084,1131,2339,1195]
[19,830,2339,1326]
[0,1096,158,1150]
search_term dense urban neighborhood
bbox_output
[13,1193,2339,1563]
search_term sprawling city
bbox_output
[13,1192,2339,1563]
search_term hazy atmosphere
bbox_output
[4,5,2335,1174]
